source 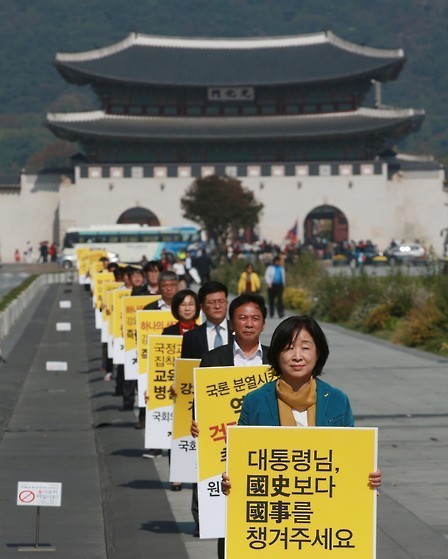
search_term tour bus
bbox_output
[60,224,202,268]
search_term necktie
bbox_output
[214,325,223,348]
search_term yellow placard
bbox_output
[226,426,377,559]
[89,260,104,281]
[112,288,132,339]
[136,310,177,376]
[172,359,201,439]
[93,272,115,310]
[194,366,274,481]
[78,249,108,276]
[147,335,183,411]
[122,295,161,352]
[76,248,91,275]
[101,282,124,322]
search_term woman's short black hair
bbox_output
[171,289,200,322]
[267,315,329,377]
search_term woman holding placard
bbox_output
[162,289,200,490]
[220,316,381,558]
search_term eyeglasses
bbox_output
[204,299,227,308]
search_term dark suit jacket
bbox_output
[180,320,232,359]
[162,322,181,336]
[144,300,161,310]
[200,343,269,367]
[162,323,198,336]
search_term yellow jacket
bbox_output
[237,271,261,294]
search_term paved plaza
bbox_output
[0,277,447,558]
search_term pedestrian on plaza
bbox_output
[264,255,286,318]
[220,315,382,559]
[192,250,215,285]
[49,242,58,262]
[39,242,49,263]
[172,257,188,289]
[23,241,33,263]
[237,263,261,295]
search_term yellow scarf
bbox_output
[276,377,317,426]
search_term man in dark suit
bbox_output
[179,281,230,536]
[181,281,231,360]
[200,293,269,367]
[190,292,269,546]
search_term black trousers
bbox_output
[191,483,199,529]
[217,537,225,559]
[267,284,284,318]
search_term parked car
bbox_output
[385,243,428,266]
[361,246,388,266]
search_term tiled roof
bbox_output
[54,31,405,87]
[46,108,424,142]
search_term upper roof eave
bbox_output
[46,108,425,142]
[54,31,405,88]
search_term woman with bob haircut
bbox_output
[222,315,381,487]
[162,289,200,491]
[162,289,200,336]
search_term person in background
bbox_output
[264,255,286,318]
[143,260,162,295]
[144,270,178,311]
[129,263,161,430]
[127,267,145,292]
[172,257,188,289]
[237,263,261,295]
[162,289,200,336]
[49,242,58,262]
[99,256,110,270]
[101,261,123,381]
[180,280,231,537]
[192,250,215,285]
[190,293,269,553]
[181,281,231,360]
[116,267,144,408]
[39,242,49,263]
[141,271,179,454]
[162,289,200,490]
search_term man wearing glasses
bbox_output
[143,270,179,310]
[181,281,231,359]
[180,280,231,537]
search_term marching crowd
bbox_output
[95,255,381,559]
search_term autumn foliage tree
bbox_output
[181,175,263,251]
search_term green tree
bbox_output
[181,175,263,251]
